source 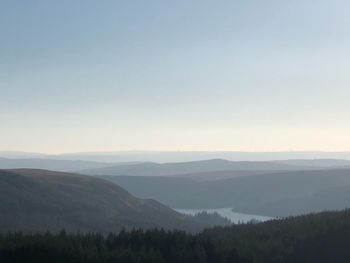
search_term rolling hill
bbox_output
[0,169,227,233]
[80,159,314,176]
[102,169,350,217]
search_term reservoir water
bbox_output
[175,208,273,224]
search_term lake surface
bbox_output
[175,208,273,224]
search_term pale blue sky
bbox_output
[1,0,350,153]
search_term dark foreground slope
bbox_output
[1,210,350,263]
[0,169,227,233]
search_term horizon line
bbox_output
[3,150,350,155]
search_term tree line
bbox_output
[1,209,350,263]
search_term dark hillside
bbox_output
[0,169,227,233]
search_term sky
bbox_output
[1,0,350,153]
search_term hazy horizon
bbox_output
[2,0,350,153]
[4,150,350,163]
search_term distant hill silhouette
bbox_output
[0,157,114,172]
[4,150,350,163]
[80,159,314,176]
[274,159,350,168]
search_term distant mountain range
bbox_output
[0,157,334,176]
[80,159,317,177]
[3,150,350,162]
[2,151,350,177]
[0,157,113,172]
[2,153,350,177]
[0,169,229,233]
